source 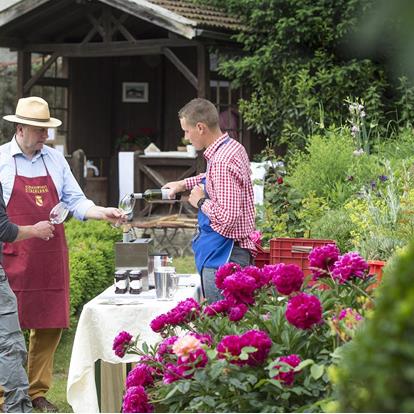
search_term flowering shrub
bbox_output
[115,128,154,151]
[115,245,376,413]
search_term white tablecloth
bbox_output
[67,274,201,413]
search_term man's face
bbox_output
[18,124,49,153]
[180,117,205,151]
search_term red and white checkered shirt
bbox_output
[185,133,257,255]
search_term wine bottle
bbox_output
[132,189,181,202]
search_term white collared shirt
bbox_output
[0,136,94,220]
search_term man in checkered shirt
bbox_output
[163,98,257,302]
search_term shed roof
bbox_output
[0,0,240,40]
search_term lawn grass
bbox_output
[46,255,196,411]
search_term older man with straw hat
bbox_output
[0,97,124,413]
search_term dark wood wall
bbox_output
[69,57,113,157]
[69,50,198,158]
[163,48,198,150]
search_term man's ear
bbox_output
[196,122,207,134]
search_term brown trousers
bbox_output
[0,328,62,402]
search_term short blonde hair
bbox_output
[178,98,219,129]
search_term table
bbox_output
[67,274,201,413]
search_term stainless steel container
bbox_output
[148,252,172,288]
[154,266,178,300]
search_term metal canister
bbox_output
[147,252,172,288]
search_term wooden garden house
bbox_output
[0,0,261,205]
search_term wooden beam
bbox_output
[17,51,31,98]
[197,44,210,99]
[0,36,23,49]
[87,12,106,41]
[163,47,197,89]
[23,39,195,57]
[23,52,60,94]
[110,14,136,43]
[35,77,70,87]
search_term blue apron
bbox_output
[192,139,234,274]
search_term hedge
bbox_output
[65,218,121,318]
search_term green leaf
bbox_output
[163,385,179,400]
[202,396,216,407]
[177,381,190,394]
[228,377,247,391]
[311,364,325,380]
[296,359,314,371]
[206,349,218,359]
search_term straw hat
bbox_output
[3,96,62,128]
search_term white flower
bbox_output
[353,148,364,156]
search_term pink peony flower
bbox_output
[172,335,202,360]
[222,272,257,304]
[250,230,263,246]
[271,263,304,295]
[156,336,178,360]
[228,303,249,321]
[240,330,272,366]
[215,262,241,289]
[122,385,153,413]
[274,354,302,386]
[189,332,213,346]
[309,244,340,279]
[285,293,323,330]
[261,265,276,285]
[150,298,201,333]
[217,330,272,366]
[126,364,154,389]
[332,252,369,284]
[217,335,244,365]
[113,331,133,358]
[242,266,264,288]
[203,299,232,316]
[149,314,169,333]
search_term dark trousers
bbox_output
[0,270,32,413]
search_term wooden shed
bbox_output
[0,0,262,205]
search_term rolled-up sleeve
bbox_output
[0,185,18,242]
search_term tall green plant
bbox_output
[334,241,414,411]
[196,0,390,150]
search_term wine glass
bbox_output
[49,202,69,224]
[118,193,136,215]
[113,194,135,228]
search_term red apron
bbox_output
[3,156,69,329]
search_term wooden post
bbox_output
[17,51,31,98]
[197,44,210,99]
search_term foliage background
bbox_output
[197,0,414,151]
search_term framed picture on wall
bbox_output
[122,82,149,103]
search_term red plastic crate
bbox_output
[270,237,336,276]
[366,260,386,291]
[254,244,270,268]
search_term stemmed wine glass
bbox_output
[118,193,136,216]
[113,194,135,228]
[49,202,69,224]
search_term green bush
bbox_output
[288,130,380,205]
[334,241,414,411]
[310,208,355,253]
[65,218,121,317]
